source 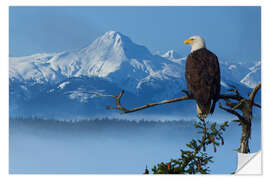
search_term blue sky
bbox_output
[9,6,261,62]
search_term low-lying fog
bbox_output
[9,117,261,174]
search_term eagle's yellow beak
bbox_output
[184,39,192,44]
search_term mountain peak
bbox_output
[104,30,121,36]
[89,30,152,60]
[88,30,133,51]
[100,30,129,43]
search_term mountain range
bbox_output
[9,31,261,119]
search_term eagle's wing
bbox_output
[208,51,220,113]
[185,48,220,114]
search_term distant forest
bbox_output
[10,117,197,136]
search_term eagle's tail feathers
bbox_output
[196,104,210,119]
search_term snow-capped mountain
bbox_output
[9,30,261,118]
[10,31,186,96]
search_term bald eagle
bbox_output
[184,36,220,118]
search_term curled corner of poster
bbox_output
[235,151,262,175]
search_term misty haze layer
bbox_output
[9,117,261,174]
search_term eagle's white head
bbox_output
[184,36,206,52]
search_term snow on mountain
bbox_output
[9,53,65,84]
[162,50,186,65]
[240,61,261,88]
[249,61,261,71]
[217,61,248,84]
[58,81,70,89]
[162,50,181,60]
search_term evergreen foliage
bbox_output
[151,118,229,174]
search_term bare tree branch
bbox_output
[227,84,241,97]
[95,90,193,114]
[232,99,246,110]
[218,103,245,122]
[253,103,261,108]
[249,83,261,110]
[219,94,243,101]
[218,94,260,109]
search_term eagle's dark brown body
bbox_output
[185,48,220,117]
